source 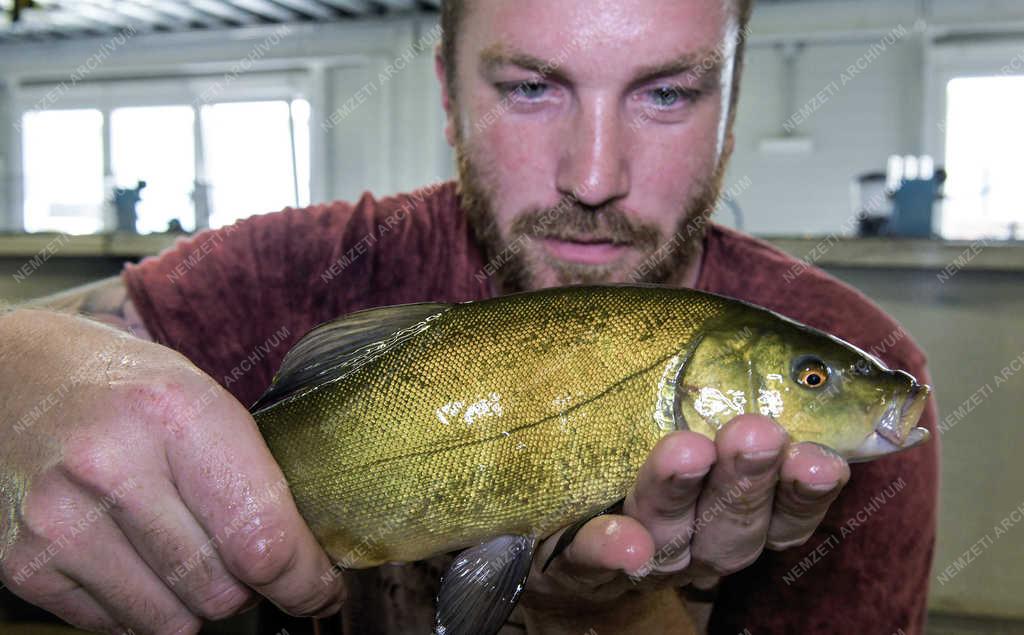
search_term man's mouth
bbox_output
[537,236,630,265]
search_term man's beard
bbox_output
[457,144,728,293]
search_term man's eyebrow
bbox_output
[479,46,566,80]
[631,50,724,85]
[478,45,724,85]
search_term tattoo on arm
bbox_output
[28,277,153,341]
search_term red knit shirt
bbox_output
[123,181,939,635]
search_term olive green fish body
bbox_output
[255,286,727,566]
[253,285,930,572]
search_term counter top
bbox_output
[1,232,1023,272]
[0,232,180,259]
[765,236,1024,272]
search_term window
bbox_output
[200,99,311,228]
[22,109,105,234]
[110,106,196,233]
[942,76,1024,240]
[19,96,310,234]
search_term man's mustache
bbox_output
[509,200,661,249]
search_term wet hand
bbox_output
[522,414,850,611]
[0,311,345,634]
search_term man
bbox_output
[0,0,938,633]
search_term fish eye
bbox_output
[792,356,830,389]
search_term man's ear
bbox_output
[723,130,736,163]
[435,44,457,148]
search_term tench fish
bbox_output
[250,284,930,634]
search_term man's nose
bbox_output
[556,98,630,207]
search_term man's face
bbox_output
[439,0,739,292]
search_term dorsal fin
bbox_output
[250,302,451,414]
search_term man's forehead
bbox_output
[463,0,735,76]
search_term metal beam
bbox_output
[127,0,226,28]
[0,0,443,41]
[315,0,372,14]
[1,2,68,37]
[8,0,104,33]
[372,0,416,11]
[185,0,261,25]
[268,0,337,20]
[90,1,188,30]
[9,3,103,33]
[67,1,150,32]
[221,0,301,21]
[24,9,106,33]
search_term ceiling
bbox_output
[0,0,887,44]
[0,0,442,42]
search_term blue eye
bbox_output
[512,81,549,100]
[648,86,699,109]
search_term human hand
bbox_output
[520,414,850,619]
[0,310,344,634]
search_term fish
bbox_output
[250,284,931,635]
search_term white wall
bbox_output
[724,0,1024,236]
[727,36,925,235]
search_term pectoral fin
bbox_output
[434,535,535,635]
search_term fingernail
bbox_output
[671,466,711,487]
[737,449,778,476]
[795,480,838,500]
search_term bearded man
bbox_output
[0,1,937,633]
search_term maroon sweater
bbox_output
[123,181,939,634]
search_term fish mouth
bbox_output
[847,378,931,463]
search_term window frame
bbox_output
[11,69,311,233]
[923,37,1024,238]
